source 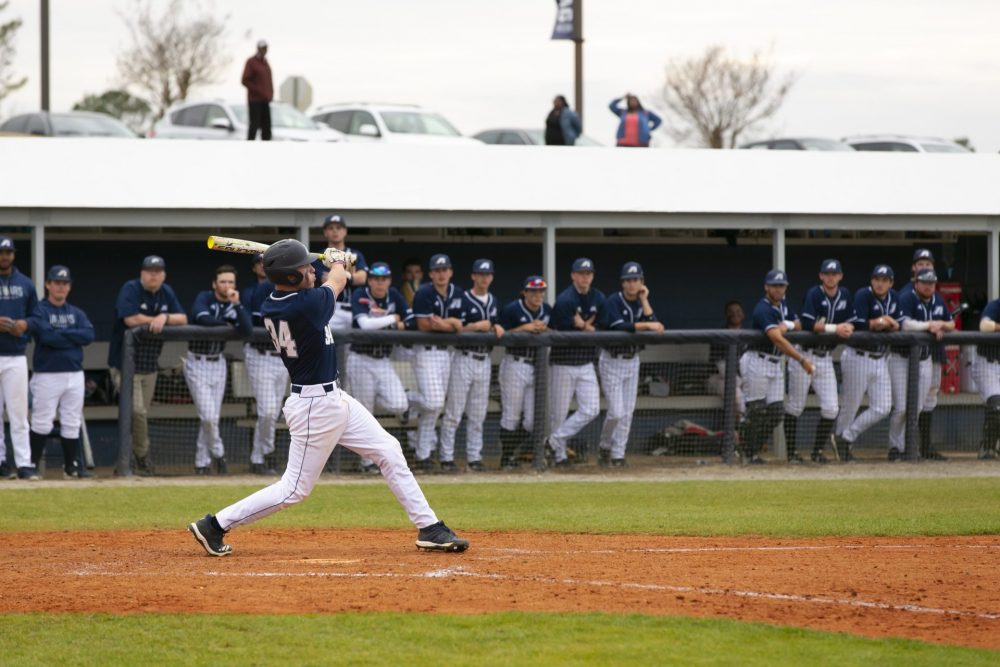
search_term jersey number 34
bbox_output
[264,318,299,358]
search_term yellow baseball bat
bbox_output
[206,236,323,260]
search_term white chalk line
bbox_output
[488,543,1000,556]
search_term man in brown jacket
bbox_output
[242,40,273,141]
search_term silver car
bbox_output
[151,100,343,141]
[0,111,137,137]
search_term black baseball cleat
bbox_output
[467,460,485,473]
[810,451,830,464]
[787,452,805,464]
[17,466,40,481]
[887,448,903,462]
[598,448,611,468]
[188,514,232,557]
[416,521,469,553]
[747,455,767,465]
[0,460,16,479]
[440,460,459,473]
[610,458,627,468]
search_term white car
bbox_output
[843,135,971,153]
[310,103,481,145]
[151,100,343,142]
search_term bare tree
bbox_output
[117,0,230,120]
[0,1,26,104]
[658,45,796,149]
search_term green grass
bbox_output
[2,477,1000,536]
[1,612,995,666]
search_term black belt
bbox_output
[360,351,391,359]
[611,352,637,360]
[756,353,781,364]
[191,354,221,362]
[509,355,534,364]
[291,382,336,394]
[810,350,829,358]
[420,345,448,351]
[853,349,886,360]
[459,350,488,361]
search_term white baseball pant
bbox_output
[328,304,353,331]
[597,351,640,459]
[836,348,891,443]
[29,371,85,438]
[347,350,408,467]
[215,383,438,531]
[785,348,839,419]
[0,355,30,468]
[408,347,451,461]
[741,352,785,404]
[971,356,1000,401]
[182,353,227,468]
[547,363,600,460]
[923,361,942,411]
[440,350,491,463]
[888,354,933,452]
[499,356,535,432]
[243,344,288,465]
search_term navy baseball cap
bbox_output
[46,265,71,282]
[472,258,494,274]
[523,275,547,290]
[871,264,895,279]
[915,268,938,283]
[620,261,644,279]
[764,269,789,286]
[429,254,452,270]
[369,262,391,277]
[251,253,263,265]
[0,237,14,251]
[819,259,842,274]
[572,257,595,272]
[912,248,934,263]
[141,255,166,270]
[323,213,347,228]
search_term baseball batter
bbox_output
[498,276,551,469]
[183,265,253,474]
[596,262,664,467]
[439,259,503,472]
[835,265,900,459]
[740,270,814,464]
[974,298,1000,459]
[784,259,854,463]
[311,214,368,331]
[188,239,469,556]
[26,266,94,478]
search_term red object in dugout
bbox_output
[938,282,962,394]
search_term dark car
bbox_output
[0,111,138,138]
[474,128,602,146]
[740,137,854,151]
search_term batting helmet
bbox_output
[264,239,312,286]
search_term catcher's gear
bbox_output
[264,239,312,286]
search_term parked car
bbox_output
[0,111,138,137]
[740,137,854,151]
[842,135,971,153]
[151,100,343,141]
[310,103,481,145]
[473,128,602,146]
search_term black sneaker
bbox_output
[188,514,232,557]
[440,460,459,473]
[63,462,80,479]
[887,448,903,462]
[134,456,155,477]
[499,456,519,471]
[810,451,830,464]
[416,521,470,553]
[598,449,611,468]
[0,460,15,479]
[17,466,40,481]
[360,462,382,475]
[413,458,433,473]
[553,459,572,469]
[611,458,627,467]
[747,455,767,465]
[467,460,485,472]
[787,452,805,464]
[923,450,948,462]
[214,458,228,475]
[195,466,211,475]
[978,445,999,460]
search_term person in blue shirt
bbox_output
[974,298,1000,459]
[311,214,368,331]
[0,236,39,480]
[609,94,662,147]
[108,255,187,476]
[26,265,95,479]
[546,258,605,466]
[596,262,664,467]
[183,265,253,475]
[188,239,468,557]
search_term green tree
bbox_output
[0,0,27,104]
[954,137,975,152]
[73,89,152,134]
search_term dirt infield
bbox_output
[3,530,999,649]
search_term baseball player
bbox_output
[0,237,39,480]
[974,297,1000,459]
[26,266,95,478]
[835,265,901,460]
[889,268,954,460]
[348,262,412,474]
[311,214,368,331]
[244,254,287,475]
[409,253,464,472]
[596,262,664,467]
[497,276,551,469]
[188,239,468,556]
[740,270,814,464]
[439,259,503,472]
[906,249,947,460]
[546,258,605,465]
[183,265,253,475]
[784,259,854,463]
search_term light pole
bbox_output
[40,0,49,111]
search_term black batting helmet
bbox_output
[263,239,312,286]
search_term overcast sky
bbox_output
[4,0,999,151]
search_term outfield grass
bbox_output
[1,612,996,667]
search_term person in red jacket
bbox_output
[242,40,273,141]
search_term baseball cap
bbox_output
[141,255,166,270]
[764,269,789,286]
[369,262,391,277]
[429,254,452,270]
[472,258,494,274]
[912,248,935,263]
[620,261,644,279]
[0,237,15,251]
[819,259,842,274]
[871,264,895,279]
[571,257,595,272]
[523,275,547,291]
[257,39,268,49]
[322,213,347,228]
[46,265,71,282]
[915,268,938,283]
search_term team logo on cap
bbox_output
[0,239,12,249]
[826,262,838,271]
[627,265,638,273]
[58,269,68,278]
[435,257,447,266]
[775,272,785,281]
[581,260,591,268]
[876,267,888,275]
[479,262,490,270]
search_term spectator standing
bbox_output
[242,39,273,141]
[545,95,582,146]
[27,266,95,478]
[311,214,368,331]
[108,256,187,476]
[400,258,424,308]
[609,94,662,147]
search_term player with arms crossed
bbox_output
[188,240,468,555]
[974,296,1000,459]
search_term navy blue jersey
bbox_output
[550,286,606,365]
[108,279,184,371]
[851,287,904,353]
[188,290,253,356]
[979,299,1000,363]
[311,247,368,305]
[748,297,796,356]
[245,280,275,352]
[351,286,412,357]
[599,291,658,356]
[412,282,465,325]
[456,289,499,353]
[28,299,94,373]
[499,298,552,359]
[0,268,38,356]
[800,285,854,349]
[261,285,339,385]
[897,288,951,359]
